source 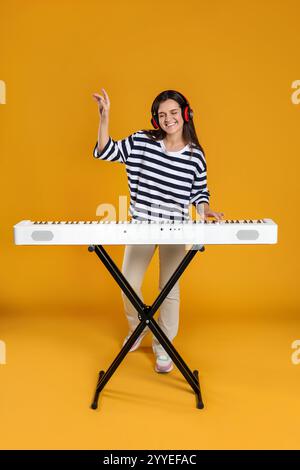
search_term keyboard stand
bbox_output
[88,244,205,410]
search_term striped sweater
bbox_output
[93,130,210,222]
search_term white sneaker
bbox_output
[154,353,173,373]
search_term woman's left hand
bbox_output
[203,209,225,221]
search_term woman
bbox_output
[92,88,224,373]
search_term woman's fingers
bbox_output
[92,94,103,103]
[205,211,225,221]
[102,88,109,99]
[102,88,110,105]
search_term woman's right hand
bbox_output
[92,88,110,118]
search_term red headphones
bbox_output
[151,91,193,129]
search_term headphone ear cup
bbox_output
[151,116,159,129]
[183,106,193,122]
[183,106,189,122]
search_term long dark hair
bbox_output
[141,89,205,156]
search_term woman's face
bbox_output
[157,99,184,135]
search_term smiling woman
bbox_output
[92,87,224,374]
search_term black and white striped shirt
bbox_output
[93,130,210,221]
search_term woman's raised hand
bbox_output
[92,88,110,118]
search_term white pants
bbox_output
[121,244,187,355]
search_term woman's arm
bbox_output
[190,154,224,221]
[92,88,110,153]
[197,202,224,221]
[97,114,109,153]
[92,89,138,163]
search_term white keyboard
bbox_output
[13,219,278,245]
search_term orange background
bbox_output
[0,0,299,450]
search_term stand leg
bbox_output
[193,370,204,409]
[147,317,203,399]
[91,371,105,410]
[90,320,147,409]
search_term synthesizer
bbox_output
[14,219,278,245]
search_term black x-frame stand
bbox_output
[88,243,205,410]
